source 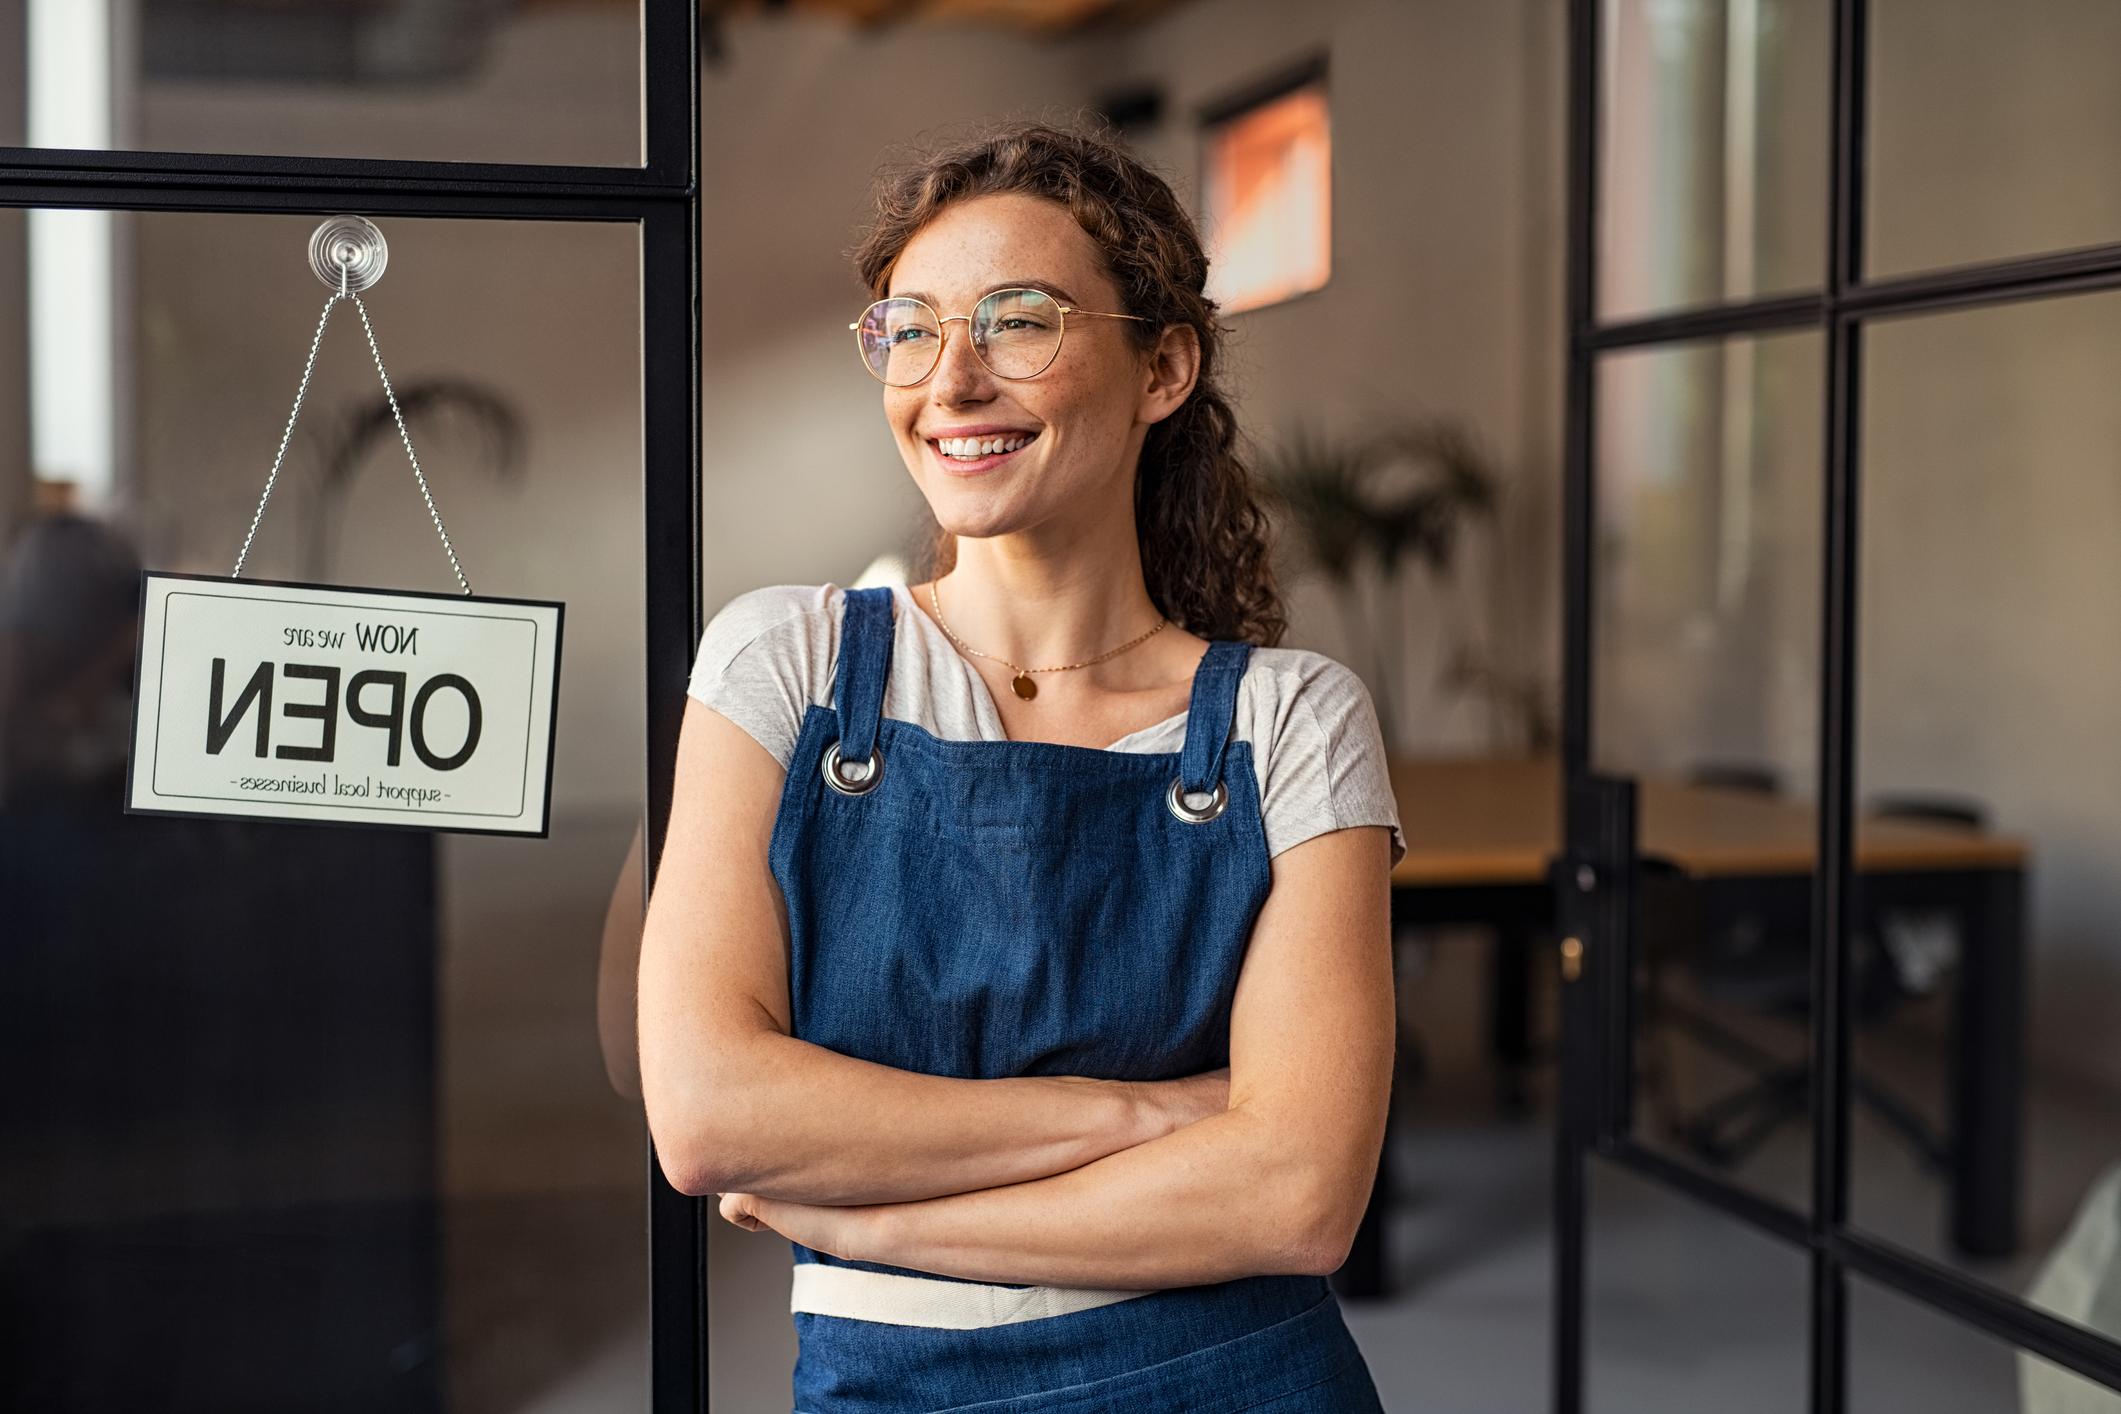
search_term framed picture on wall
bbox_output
[1198,53,1331,314]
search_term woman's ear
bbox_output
[1138,322,1202,426]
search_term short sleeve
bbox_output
[685,584,826,771]
[1255,656,1407,870]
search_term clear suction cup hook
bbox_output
[230,212,471,594]
[308,215,388,293]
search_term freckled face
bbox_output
[881,192,1149,540]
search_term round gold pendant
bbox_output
[1010,672,1038,700]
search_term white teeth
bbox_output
[936,433,1034,459]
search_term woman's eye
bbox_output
[889,327,933,345]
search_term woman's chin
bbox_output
[929,509,1014,541]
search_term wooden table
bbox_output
[1333,753,2029,1301]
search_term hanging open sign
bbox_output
[126,217,565,836]
[127,572,563,836]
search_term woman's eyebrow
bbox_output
[890,278,1080,306]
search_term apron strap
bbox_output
[831,584,895,765]
[1177,639,1252,795]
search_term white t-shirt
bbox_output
[687,582,1407,869]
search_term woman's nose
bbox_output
[930,321,990,398]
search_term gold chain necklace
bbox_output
[927,578,1167,701]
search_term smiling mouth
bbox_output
[927,431,1040,472]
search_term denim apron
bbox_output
[765,586,1385,1412]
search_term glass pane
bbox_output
[1869,0,2121,279]
[1854,291,2121,1345]
[1849,1272,2116,1412]
[1592,330,1825,1213]
[1598,0,1829,322]
[8,0,641,167]
[0,208,647,1410]
[1586,1159,1809,1411]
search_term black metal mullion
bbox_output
[1599,1134,1812,1252]
[636,0,704,1407]
[1832,1230,2121,1393]
[643,0,697,187]
[643,193,705,1414]
[1560,0,1597,778]
[637,0,705,1408]
[1579,290,1821,352]
[0,181,664,219]
[1579,234,2121,351]
[1553,0,1598,1409]
[1812,1,1867,1410]
[1848,238,2121,317]
[0,145,674,192]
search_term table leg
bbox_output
[1950,865,2025,1257]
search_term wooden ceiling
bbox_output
[542,0,1185,37]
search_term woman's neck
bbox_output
[922,560,1164,675]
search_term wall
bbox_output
[1071,0,1565,752]
[695,10,1105,606]
[696,0,1568,758]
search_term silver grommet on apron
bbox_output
[1166,775,1228,823]
[822,740,884,796]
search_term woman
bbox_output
[638,117,1407,1411]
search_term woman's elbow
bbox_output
[1286,1160,1379,1278]
[648,1104,767,1198]
[642,1054,762,1198]
[652,1137,718,1199]
[642,1083,719,1197]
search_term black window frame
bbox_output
[1554,1,2121,1410]
[0,3,707,1408]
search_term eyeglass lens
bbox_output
[856,288,1063,385]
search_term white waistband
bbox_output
[789,1262,1154,1329]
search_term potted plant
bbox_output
[1257,414,1554,754]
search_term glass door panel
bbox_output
[9,0,643,167]
[1869,0,2121,280]
[1855,289,2121,1340]
[1584,1161,1809,1412]
[1597,0,1829,322]
[1590,329,1825,1213]
[0,207,647,1412]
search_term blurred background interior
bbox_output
[1,0,2118,1411]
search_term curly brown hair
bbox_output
[847,113,1287,648]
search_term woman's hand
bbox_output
[1135,1065,1230,1139]
[717,1191,772,1232]
[716,1191,881,1261]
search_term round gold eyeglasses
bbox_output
[849,286,1154,387]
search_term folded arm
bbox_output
[637,698,1213,1206]
[731,823,1399,1289]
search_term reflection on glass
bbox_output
[1598,0,1828,321]
[15,0,641,168]
[1593,331,1823,1211]
[1585,1160,1807,1412]
[0,211,646,1411]
[1869,0,2121,278]
[1856,292,2121,1344]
